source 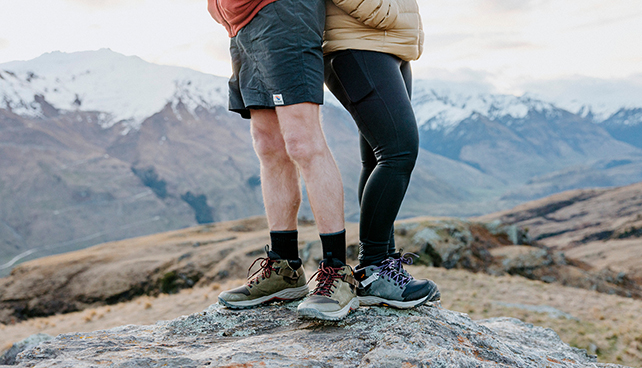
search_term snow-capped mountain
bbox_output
[3,49,641,136]
[521,75,642,124]
[412,81,560,133]
[0,49,227,133]
[600,108,642,150]
[411,79,642,133]
[603,108,642,127]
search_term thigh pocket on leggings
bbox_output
[330,51,375,103]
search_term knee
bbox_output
[391,151,418,173]
[251,127,289,163]
[407,140,419,165]
[282,132,326,165]
[275,103,328,164]
[397,132,419,172]
[380,145,418,174]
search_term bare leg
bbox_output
[276,102,344,234]
[250,109,301,231]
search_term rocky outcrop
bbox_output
[476,183,642,289]
[4,303,627,368]
[0,333,52,365]
[394,217,642,299]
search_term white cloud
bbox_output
[0,0,227,74]
[0,0,641,89]
[479,0,549,13]
[416,0,642,91]
[62,0,144,10]
[147,34,232,77]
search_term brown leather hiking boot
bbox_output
[218,248,308,309]
[297,258,359,321]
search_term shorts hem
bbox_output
[229,88,324,119]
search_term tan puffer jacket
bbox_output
[323,0,424,61]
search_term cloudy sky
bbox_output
[1,0,642,99]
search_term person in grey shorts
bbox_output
[208,0,359,321]
[227,0,325,118]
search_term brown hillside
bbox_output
[476,182,642,283]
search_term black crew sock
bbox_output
[320,229,346,265]
[358,240,389,267]
[270,230,299,260]
[388,227,396,256]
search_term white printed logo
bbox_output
[273,94,284,105]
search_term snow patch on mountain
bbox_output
[0,49,228,131]
[603,108,642,127]
[519,75,642,123]
[530,97,614,122]
[411,81,557,132]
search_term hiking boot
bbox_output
[218,248,309,309]
[355,253,440,309]
[297,258,359,321]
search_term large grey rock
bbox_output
[8,303,627,368]
[0,333,52,365]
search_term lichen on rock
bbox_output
[8,302,628,368]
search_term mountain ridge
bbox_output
[3,50,642,134]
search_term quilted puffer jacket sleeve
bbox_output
[331,0,399,30]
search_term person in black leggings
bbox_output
[325,50,417,265]
[325,49,440,309]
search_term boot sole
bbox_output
[218,285,309,310]
[297,297,359,321]
[358,288,441,309]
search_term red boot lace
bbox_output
[247,256,276,287]
[308,263,342,296]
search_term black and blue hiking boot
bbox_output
[355,252,440,309]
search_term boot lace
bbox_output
[391,251,418,273]
[308,263,342,297]
[246,255,276,287]
[377,252,417,287]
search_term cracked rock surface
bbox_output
[6,302,628,368]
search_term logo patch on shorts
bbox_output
[273,94,284,105]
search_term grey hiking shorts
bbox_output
[228,0,325,119]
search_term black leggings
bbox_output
[324,50,419,266]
